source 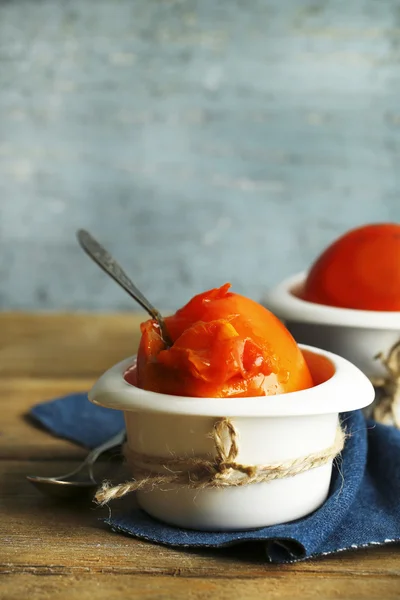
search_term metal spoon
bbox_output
[27,430,126,499]
[76,229,173,347]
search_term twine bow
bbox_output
[371,340,400,429]
[95,418,345,505]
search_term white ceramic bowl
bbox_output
[265,272,400,379]
[89,344,374,531]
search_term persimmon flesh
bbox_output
[131,284,313,397]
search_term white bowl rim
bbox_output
[264,271,400,330]
[88,344,375,417]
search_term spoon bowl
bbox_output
[26,475,99,500]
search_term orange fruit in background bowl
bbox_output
[302,223,400,311]
[264,222,400,380]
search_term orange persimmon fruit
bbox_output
[302,223,400,311]
[130,283,313,397]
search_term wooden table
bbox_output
[1,313,399,599]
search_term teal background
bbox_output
[1,0,399,310]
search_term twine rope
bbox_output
[95,418,345,505]
[371,340,400,429]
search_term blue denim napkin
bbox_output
[30,394,400,563]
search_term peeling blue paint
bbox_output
[1,0,400,310]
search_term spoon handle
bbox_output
[84,429,127,467]
[57,429,127,484]
[77,229,172,347]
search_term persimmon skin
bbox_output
[132,284,313,398]
[302,223,400,311]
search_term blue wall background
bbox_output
[1,0,400,311]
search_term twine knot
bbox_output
[371,340,400,429]
[212,419,249,483]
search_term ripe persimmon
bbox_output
[132,284,313,397]
[302,223,400,311]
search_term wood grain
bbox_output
[1,461,400,579]
[0,312,143,378]
[0,378,94,459]
[2,574,400,600]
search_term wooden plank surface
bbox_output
[2,574,400,600]
[0,312,143,378]
[0,378,94,459]
[2,460,400,577]
[1,312,400,599]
